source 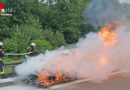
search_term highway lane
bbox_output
[1,76,130,90]
[54,76,130,90]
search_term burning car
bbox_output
[22,49,78,88]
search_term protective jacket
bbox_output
[0,46,4,58]
[26,46,35,56]
[0,60,4,74]
[24,45,39,59]
[0,46,5,76]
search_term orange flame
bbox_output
[99,57,107,67]
[98,20,119,46]
[37,70,51,87]
[98,20,119,68]
[37,70,68,87]
[56,71,61,81]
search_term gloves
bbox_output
[34,50,40,54]
[25,55,29,58]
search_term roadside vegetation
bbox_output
[0,0,97,62]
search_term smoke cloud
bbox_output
[16,0,130,83]
[119,0,130,3]
[83,0,130,27]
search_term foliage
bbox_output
[0,0,97,62]
[43,30,66,48]
[32,39,53,53]
[54,31,66,47]
[3,26,30,53]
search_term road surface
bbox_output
[0,76,130,90]
[54,76,130,90]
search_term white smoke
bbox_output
[119,0,130,3]
[15,0,130,82]
[16,28,130,82]
[83,0,130,27]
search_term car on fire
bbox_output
[22,48,78,88]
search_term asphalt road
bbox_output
[1,76,130,90]
[53,76,130,90]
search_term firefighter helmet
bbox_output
[31,43,36,47]
[0,42,3,46]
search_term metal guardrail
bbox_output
[3,52,37,76]
[4,61,22,76]
[5,61,22,67]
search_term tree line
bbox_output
[0,0,97,53]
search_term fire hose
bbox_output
[5,52,33,56]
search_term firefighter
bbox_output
[23,43,39,63]
[0,42,5,78]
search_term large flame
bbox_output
[37,69,69,87]
[98,20,119,46]
[98,20,119,69]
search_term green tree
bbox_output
[18,15,44,41]
[54,31,66,47]
[43,29,66,48]
[32,40,53,53]
[3,25,30,53]
[0,0,95,55]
